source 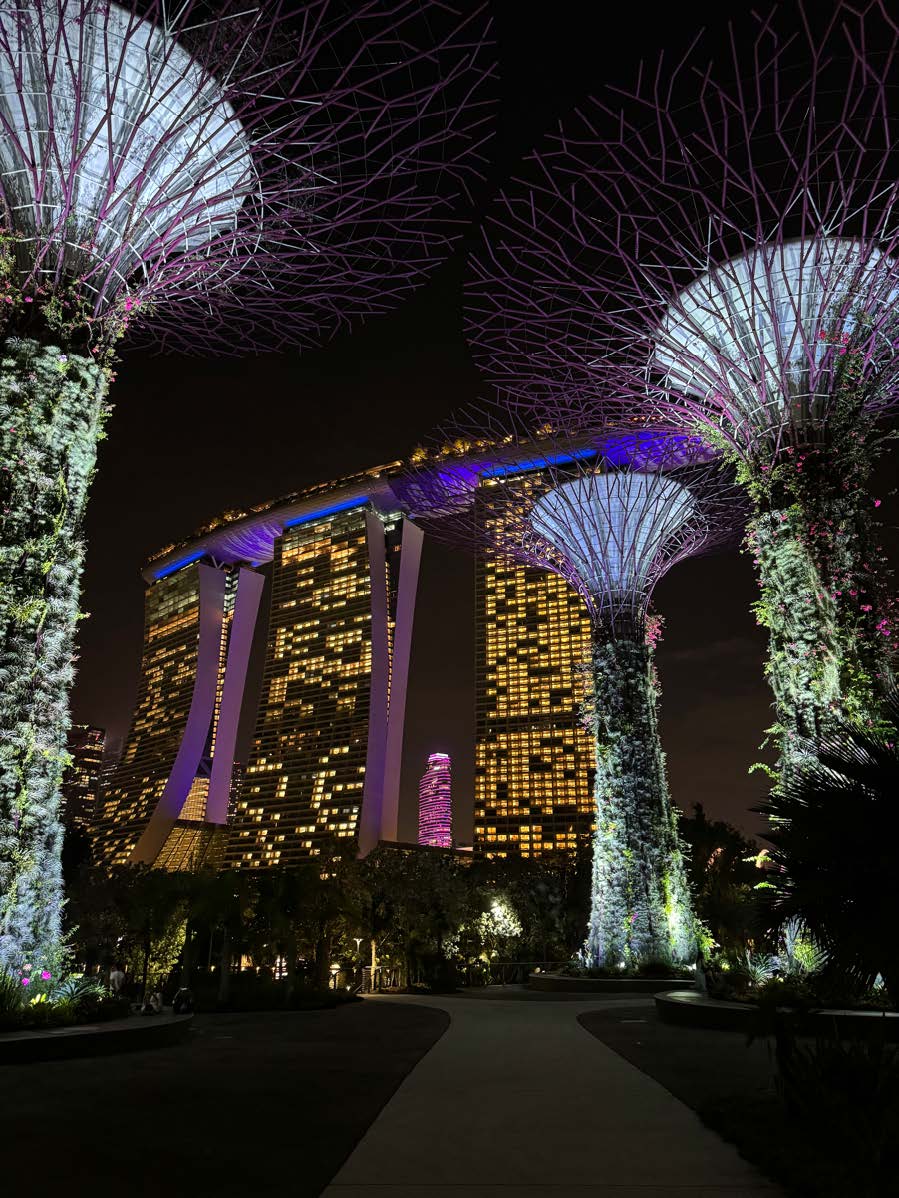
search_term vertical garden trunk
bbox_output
[750,509,843,776]
[586,631,696,969]
[0,338,108,975]
[748,440,893,788]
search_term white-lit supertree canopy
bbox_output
[463,1,899,787]
[399,408,745,968]
[0,0,494,976]
[0,0,495,350]
[530,471,696,632]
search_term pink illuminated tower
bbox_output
[418,754,453,848]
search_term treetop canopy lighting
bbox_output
[0,0,494,975]
[0,0,495,353]
[530,471,696,629]
[654,237,899,456]
[0,0,256,309]
[400,410,744,966]
[462,0,899,781]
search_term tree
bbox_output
[361,847,472,987]
[757,693,899,1006]
[0,0,493,975]
[679,805,763,955]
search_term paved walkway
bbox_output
[324,993,782,1198]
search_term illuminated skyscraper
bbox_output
[475,550,595,859]
[418,753,452,847]
[61,725,106,832]
[227,501,421,866]
[93,560,263,871]
[94,465,420,872]
[91,463,422,871]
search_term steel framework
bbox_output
[463,0,899,780]
[0,0,493,975]
[400,408,744,966]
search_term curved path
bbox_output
[324,993,782,1198]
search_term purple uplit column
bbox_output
[206,567,265,825]
[359,513,391,856]
[129,565,225,864]
[382,519,424,844]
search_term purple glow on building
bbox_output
[418,753,452,848]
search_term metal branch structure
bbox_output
[0,0,495,353]
[465,0,899,787]
[0,0,494,974]
[399,410,744,967]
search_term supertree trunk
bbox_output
[749,509,842,773]
[743,374,894,783]
[585,628,696,969]
[0,338,108,974]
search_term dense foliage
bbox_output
[584,634,696,968]
[756,693,899,1006]
[678,804,762,955]
[61,846,592,1004]
[0,336,110,975]
[718,337,897,785]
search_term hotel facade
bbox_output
[93,464,420,870]
[94,452,596,869]
[474,550,595,860]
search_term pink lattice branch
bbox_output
[465,1,899,461]
[399,404,745,635]
[0,0,495,355]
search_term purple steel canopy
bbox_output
[397,406,745,634]
[0,0,495,355]
[143,460,407,579]
[463,1,899,458]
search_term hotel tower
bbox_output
[473,469,596,859]
[93,464,421,870]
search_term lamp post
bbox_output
[353,937,363,990]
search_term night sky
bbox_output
[70,0,895,843]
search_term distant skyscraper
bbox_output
[474,515,595,859]
[61,725,105,831]
[418,753,452,847]
[227,501,422,866]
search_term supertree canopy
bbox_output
[465,0,899,786]
[0,0,493,974]
[399,412,744,968]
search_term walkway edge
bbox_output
[0,1013,193,1064]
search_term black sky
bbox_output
[71,0,894,843]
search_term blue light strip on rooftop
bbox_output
[154,550,205,580]
[479,447,597,480]
[283,497,367,529]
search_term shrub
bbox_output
[776,1032,899,1197]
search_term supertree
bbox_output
[399,411,744,968]
[465,1,899,785]
[0,0,493,975]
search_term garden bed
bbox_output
[0,1012,193,1064]
[657,989,899,1040]
[529,972,695,994]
